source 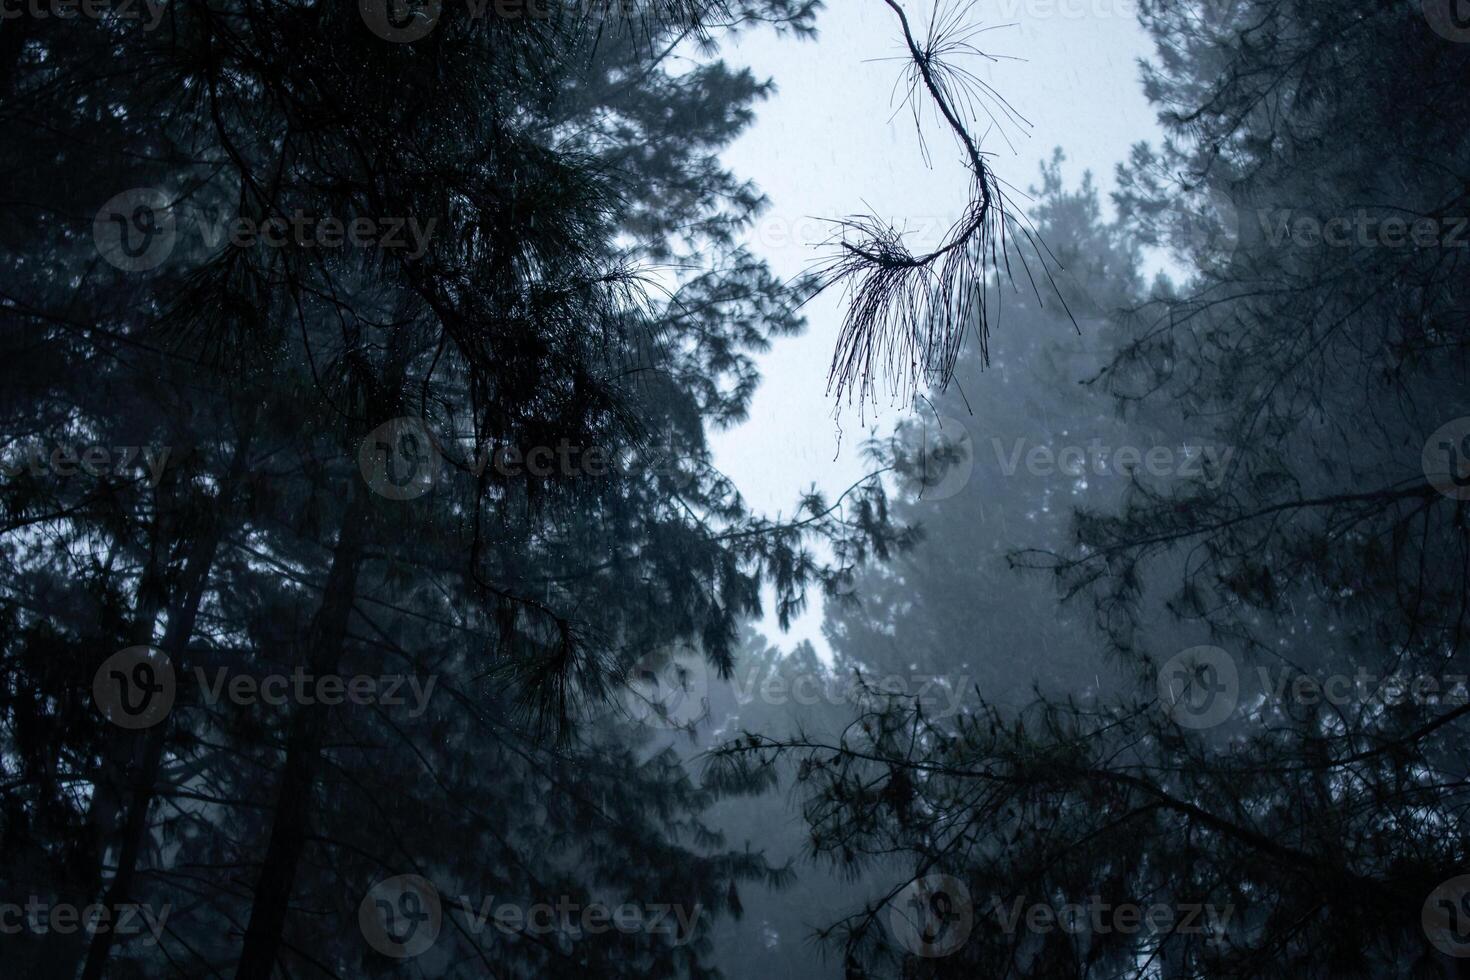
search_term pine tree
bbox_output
[712,2,1470,976]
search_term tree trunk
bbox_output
[78,418,256,980]
[43,491,172,974]
[234,489,368,979]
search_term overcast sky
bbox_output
[706,0,1162,655]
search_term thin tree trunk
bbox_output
[77,423,255,980]
[234,488,369,979]
[44,491,172,974]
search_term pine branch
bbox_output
[819,0,1026,407]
